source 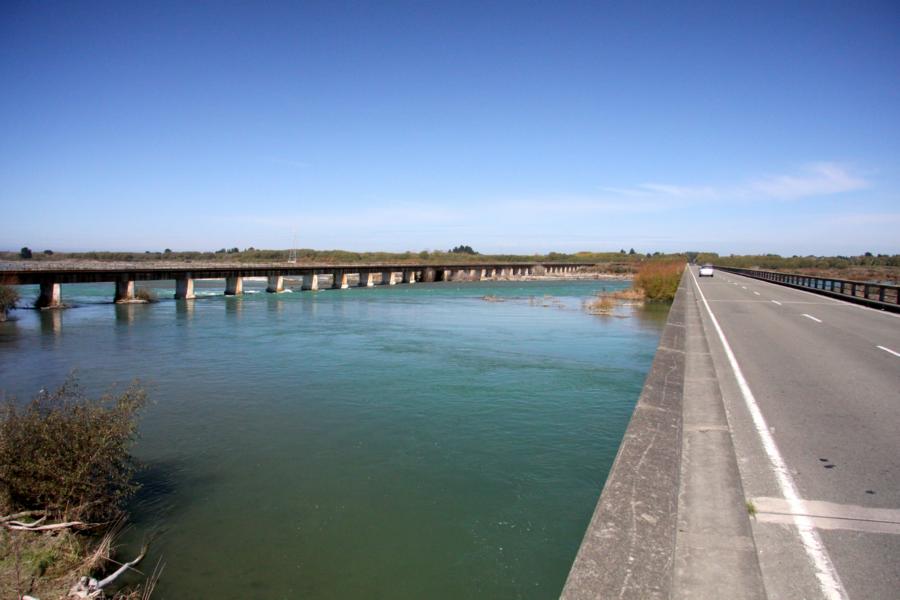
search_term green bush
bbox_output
[0,377,146,522]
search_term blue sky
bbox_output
[2,1,898,255]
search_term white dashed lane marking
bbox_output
[771,300,782,306]
[802,314,823,323]
[877,345,900,358]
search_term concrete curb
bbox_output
[561,271,688,599]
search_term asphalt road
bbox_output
[690,268,900,600]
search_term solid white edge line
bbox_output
[771,300,782,306]
[690,268,847,600]
[802,314,823,323]
[877,345,900,358]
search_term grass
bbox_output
[746,500,757,518]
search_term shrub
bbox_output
[20,247,33,259]
[0,377,146,522]
[0,285,19,321]
[134,288,155,302]
[634,261,685,301]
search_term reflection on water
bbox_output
[0,279,667,600]
[175,299,195,321]
[39,308,63,336]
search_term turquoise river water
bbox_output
[0,278,667,599]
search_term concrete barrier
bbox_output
[561,272,687,599]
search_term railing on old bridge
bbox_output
[714,265,900,313]
[0,262,597,308]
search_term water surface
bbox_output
[0,279,666,599]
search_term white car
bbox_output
[698,265,714,277]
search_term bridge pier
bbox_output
[381,271,396,285]
[266,276,285,293]
[225,276,243,295]
[302,274,319,291]
[359,271,375,287]
[36,282,62,309]
[422,268,436,282]
[331,271,349,289]
[174,277,195,299]
[402,270,417,284]
[114,278,135,303]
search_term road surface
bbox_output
[690,267,900,599]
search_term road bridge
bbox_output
[0,262,592,307]
[563,267,899,599]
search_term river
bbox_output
[0,278,666,599]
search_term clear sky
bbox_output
[2,1,898,255]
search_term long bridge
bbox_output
[0,262,594,308]
[562,266,900,599]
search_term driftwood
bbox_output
[0,509,45,522]
[4,517,88,531]
[68,545,147,599]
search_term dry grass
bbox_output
[585,295,617,315]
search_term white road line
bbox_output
[802,314,823,323]
[771,300,782,306]
[742,286,747,290]
[753,291,761,296]
[689,268,847,600]
[877,345,900,358]
[725,272,900,320]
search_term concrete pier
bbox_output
[302,274,319,291]
[175,277,195,299]
[359,272,375,287]
[36,282,62,309]
[381,271,396,285]
[402,270,416,284]
[114,278,135,303]
[331,271,349,289]
[225,276,243,295]
[266,275,285,293]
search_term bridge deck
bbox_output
[563,268,899,599]
[693,268,900,599]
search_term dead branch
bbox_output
[68,545,147,599]
[0,509,45,522]
[6,519,86,531]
